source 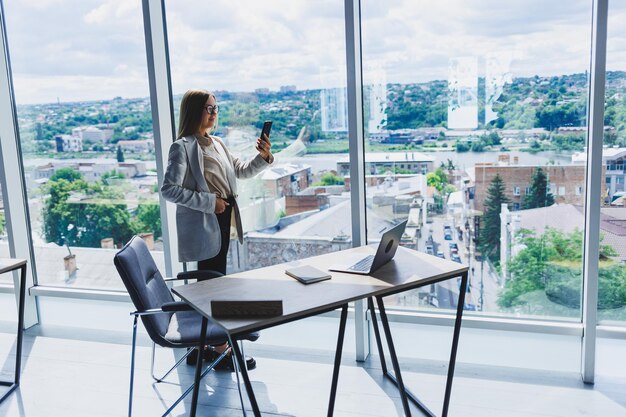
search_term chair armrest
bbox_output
[130,302,194,316]
[161,301,194,312]
[176,270,224,282]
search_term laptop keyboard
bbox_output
[349,255,374,272]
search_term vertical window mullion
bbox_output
[581,0,609,384]
[344,0,368,361]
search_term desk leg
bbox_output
[376,296,412,417]
[189,317,208,417]
[372,272,468,417]
[327,304,348,417]
[441,271,467,417]
[367,297,388,375]
[231,337,261,416]
[0,264,27,405]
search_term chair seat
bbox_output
[164,311,260,348]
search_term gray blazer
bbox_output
[160,135,270,262]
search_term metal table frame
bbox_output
[368,270,468,417]
[175,247,468,417]
[0,259,27,405]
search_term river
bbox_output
[22,149,575,176]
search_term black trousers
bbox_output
[198,197,234,275]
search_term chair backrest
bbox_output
[114,236,174,344]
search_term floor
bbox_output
[1,324,626,417]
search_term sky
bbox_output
[3,0,626,105]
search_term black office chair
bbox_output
[114,236,258,417]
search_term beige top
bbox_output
[196,134,238,238]
[196,134,233,199]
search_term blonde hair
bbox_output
[176,89,218,139]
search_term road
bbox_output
[416,213,502,313]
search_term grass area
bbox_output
[550,259,618,268]
[305,139,534,155]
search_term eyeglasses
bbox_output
[204,104,219,114]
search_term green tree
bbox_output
[523,168,555,209]
[117,146,125,162]
[500,228,622,309]
[42,176,86,246]
[51,168,83,182]
[480,174,510,261]
[426,168,448,192]
[133,203,162,239]
[315,172,345,186]
[42,168,134,248]
[0,212,5,235]
[455,141,470,152]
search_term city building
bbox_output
[117,139,155,153]
[32,161,148,184]
[259,163,312,198]
[320,87,348,132]
[337,152,434,176]
[572,147,626,201]
[473,161,604,212]
[54,134,83,152]
[71,126,113,143]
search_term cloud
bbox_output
[2,0,625,104]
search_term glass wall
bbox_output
[0,0,618,333]
[598,1,626,324]
[3,1,158,290]
[361,0,592,320]
[165,0,351,272]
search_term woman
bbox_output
[161,89,273,369]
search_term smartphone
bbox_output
[260,121,272,140]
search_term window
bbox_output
[597,1,626,325]
[576,186,583,196]
[165,0,350,273]
[4,0,157,291]
[559,186,566,196]
[361,0,590,320]
[525,186,532,195]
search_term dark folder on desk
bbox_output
[211,300,283,318]
[285,265,331,284]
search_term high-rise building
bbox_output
[320,87,348,132]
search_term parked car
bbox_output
[426,244,434,256]
[451,253,462,263]
[449,242,458,251]
[444,230,453,240]
[436,250,445,259]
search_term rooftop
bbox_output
[511,204,626,261]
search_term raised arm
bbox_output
[160,141,216,213]
[216,137,273,179]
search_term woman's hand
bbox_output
[256,133,273,163]
[215,197,229,214]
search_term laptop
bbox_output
[329,220,407,275]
